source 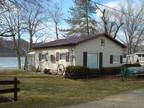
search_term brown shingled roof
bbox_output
[33,33,126,49]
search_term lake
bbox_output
[0,57,25,69]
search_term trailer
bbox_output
[125,52,144,65]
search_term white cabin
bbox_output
[27,33,126,73]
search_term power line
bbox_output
[92,1,144,21]
[94,2,122,13]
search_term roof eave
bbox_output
[33,43,76,49]
[104,34,127,48]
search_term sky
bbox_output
[61,0,120,22]
[61,0,124,13]
[39,0,124,41]
[24,0,139,42]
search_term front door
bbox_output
[87,53,98,68]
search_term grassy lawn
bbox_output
[0,70,143,108]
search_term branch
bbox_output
[113,23,124,39]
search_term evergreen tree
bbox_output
[64,0,97,36]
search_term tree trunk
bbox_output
[17,55,21,69]
[17,30,21,69]
[86,0,89,36]
[24,55,28,70]
[55,22,59,40]
[12,34,21,69]
[30,33,33,50]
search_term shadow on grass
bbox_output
[0,96,13,104]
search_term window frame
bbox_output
[41,54,45,60]
[39,53,48,61]
[58,52,70,62]
[100,39,105,46]
[60,53,67,60]
[50,55,56,63]
[113,55,120,64]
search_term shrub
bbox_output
[101,67,121,76]
[66,66,89,74]
[65,66,121,79]
[65,66,90,79]
[43,69,51,74]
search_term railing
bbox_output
[0,78,20,101]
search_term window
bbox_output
[66,52,70,62]
[113,55,120,64]
[101,39,105,46]
[50,55,55,63]
[87,53,98,68]
[60,53,66,60]
[56,52,59,61]
[45,53,48,61]
[110,55,120,64]
[59,52,69,62]
[41,54,45,60]
[39,53,48,61]
[39,53,42,61]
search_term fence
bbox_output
[0,78,20,101]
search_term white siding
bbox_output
[75,36,124,68]
[28,35,125,72]
[32,47,74,72]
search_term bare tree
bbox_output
[24,5,44,50]
[121,0,144,54]
[47,1,62,40]
[0,0,52,70]
[96,6,123,39]
[0,0,47,35]
[1,8,24,69]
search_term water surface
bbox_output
[0,57,25,69]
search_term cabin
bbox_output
[27,33,126,74]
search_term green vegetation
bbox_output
[0,70,144,108]
[64,0,97,35]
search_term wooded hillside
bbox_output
[0,38,29,57]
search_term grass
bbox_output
[0,70,143,108]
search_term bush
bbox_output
[101,67,121,76]
[43,69,51,74]
[65,66,121,79]
[65,66,90,79]
[66,66,89,74]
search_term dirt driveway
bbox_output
[62,89,144,108]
